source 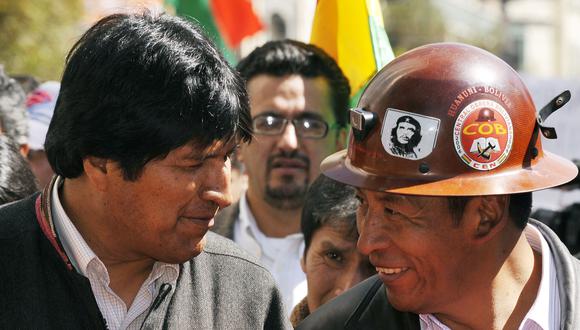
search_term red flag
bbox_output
[210,0,263,48]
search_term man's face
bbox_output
[100,139,234,264]
[240,74,338,209]
[301,223,376,312]
[396,121,417,145]
[355,189,478,314]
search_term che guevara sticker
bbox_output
[453,99,513,171]
[381,108,440,160]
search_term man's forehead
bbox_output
[247,74,333,119]
[180,138,237,160]
[357,188,442,207]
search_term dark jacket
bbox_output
[0,191,289,329]
[297,220,580,330]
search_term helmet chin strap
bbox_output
[537,90,571,139]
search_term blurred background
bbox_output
[1,0,579,249]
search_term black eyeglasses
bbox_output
[252,114,330,139]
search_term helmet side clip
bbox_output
[537,90,571,139]
[350,108,377,142]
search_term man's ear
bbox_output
[300,255,307,273]
[19,143,30,158]
[471,195,509,242]
[236,143,247,163]
[82,156,109,191]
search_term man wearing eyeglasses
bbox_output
[213,40,350,315]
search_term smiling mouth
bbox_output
[376,267,409,275]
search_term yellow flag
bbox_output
[310,0,394,97]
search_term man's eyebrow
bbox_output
[320,240,351,253]
[355,189,424,207]
[376,194,405,204]
[185,142,239,161]
[254,110,281,118]
[295,111,325,120]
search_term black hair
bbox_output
[301,175,359,256]
[448,192,532,229]
[45,12,252,180]
[0,135,38,205]
[236,40,350,128]
[390,115,422,150]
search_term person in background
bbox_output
[0,12,288,329]
[212,39,350,315]
[26,81,59,188]
[0,135,38,205]
[290,175,376,326]
[0,64,29,156]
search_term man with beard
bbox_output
[213,40,350,315]
[389,115,422,159]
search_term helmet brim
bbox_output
[321,149,579,196]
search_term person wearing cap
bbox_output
[290,175,376,326]
[26,81,59,188]
[297,43,580,329]
[212,40,350,315]
[0,12,288,329]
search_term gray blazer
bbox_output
[0,190,290,329]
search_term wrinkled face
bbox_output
[396,122,417,145]
[27,150,54,188]
[302,224,376,312]
[355,189,477,314]
[240,74,338,210]
[102,140,235,264]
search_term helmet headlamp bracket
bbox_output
[350,108,377,142]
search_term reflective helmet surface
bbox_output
[322,43,577,196]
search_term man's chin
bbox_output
[264,185,307,209]
[163,237,206,263]
[385,288,426,314]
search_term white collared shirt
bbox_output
[233,193,307,316]
[51,177,180,330]
[419,224,560,330]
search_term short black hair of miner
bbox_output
[236,40,350,128]
[448,192,532,229]
[45,12,251,180]
[301,175,359,257]
[0,135,38,205]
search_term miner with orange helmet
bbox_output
[297,43,580,329]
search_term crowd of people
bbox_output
[0,10,579,330]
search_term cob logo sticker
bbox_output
[453,100,513,171]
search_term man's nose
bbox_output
[275,121,299,152]
[357,210,390,256]
[201,160,232,210]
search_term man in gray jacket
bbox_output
[0,12,288,329]
[297,43,580,329]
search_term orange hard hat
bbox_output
[322,43,578,196]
